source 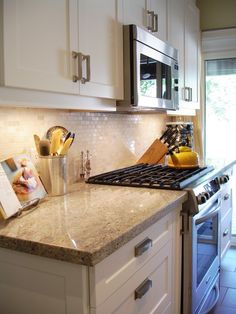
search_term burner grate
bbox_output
[87,164,213,190]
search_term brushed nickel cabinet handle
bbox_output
[147,10,155,32]
[134,278,152,300]
[189,87,193,101]
[184,87,192,101]
[153,13,158,32]
[81,54,91,84]
[134,237,152,257]
[72,51,82,83]
[223,228,229,237]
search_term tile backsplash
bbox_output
[0,107,168,183]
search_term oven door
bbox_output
[192,197,221,313]
[133,40,178,110]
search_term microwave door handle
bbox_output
[195,205,220,225]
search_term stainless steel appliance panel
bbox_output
[117,25,179,112]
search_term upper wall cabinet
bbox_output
[148,0,168,41]
[184,1,200,106]
[123,0,168,41]
[168,0,200,114]
[0,0,123,100]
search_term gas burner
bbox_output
[87,164,214,190]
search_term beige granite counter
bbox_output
[0,183,187,266]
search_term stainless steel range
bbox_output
[87,163,231,314]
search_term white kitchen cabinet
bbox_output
[184,0,200,106]
[220,179,233,259]
[0,248,90,314]
[90,209,182,314]
[92,242,172,314]
[0,0,123,100]
[148,0,168,41]
[0,208,182,314]
[123,0,168,41]
[76,0,123,99]
[123,0,148,30]
[167,0,200,115]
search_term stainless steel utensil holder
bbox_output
[39,156,67,196]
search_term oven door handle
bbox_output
[195,204,220,225]
[202,282,220,314]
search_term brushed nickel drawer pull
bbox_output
[134,237,152,257]
[135,278,152,300]
[223,193,230,201]
[223,228,229,237]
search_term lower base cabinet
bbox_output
[0,208,182,314]
[220,171,233,259]
[92,242,172,314]
[0,248,89,314]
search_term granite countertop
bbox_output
[0,183,187,266]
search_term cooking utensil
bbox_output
[33,134,41,155]
[70,133,75,147]
[137,139,168,164]
[167,146,199,169]
[39,140,50,156]
[50,129,63,155]
[46,126,68,141]
[64,132,71,142]
[59,137,74,156]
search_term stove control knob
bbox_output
[203,192,211,200]
[219,175,229,184]
[197,193,207,205]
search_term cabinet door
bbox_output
[184,0,200,106]
[167,0,185,103]
[78,0,123,99]
[167,0,200,115]
[221,209,232,259]
[2,0,78,94]
[95,242,173,314]
[148,0,167,41]
[123,0,148,29]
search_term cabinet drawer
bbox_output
[221,209,232,258]
[221,184,232,219]
[94,241,172,314]
[90,211,176,307]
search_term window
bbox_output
[205,58,236,168]
[205,58,236,235]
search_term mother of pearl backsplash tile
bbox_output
[0,107,168,183]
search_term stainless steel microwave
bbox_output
[117,25,179,112]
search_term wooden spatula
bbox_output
[137,139,168,165]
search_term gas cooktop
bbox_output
[87,164,214,190]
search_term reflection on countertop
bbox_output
[0,182,187,266]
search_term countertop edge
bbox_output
[0,192,187,266]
